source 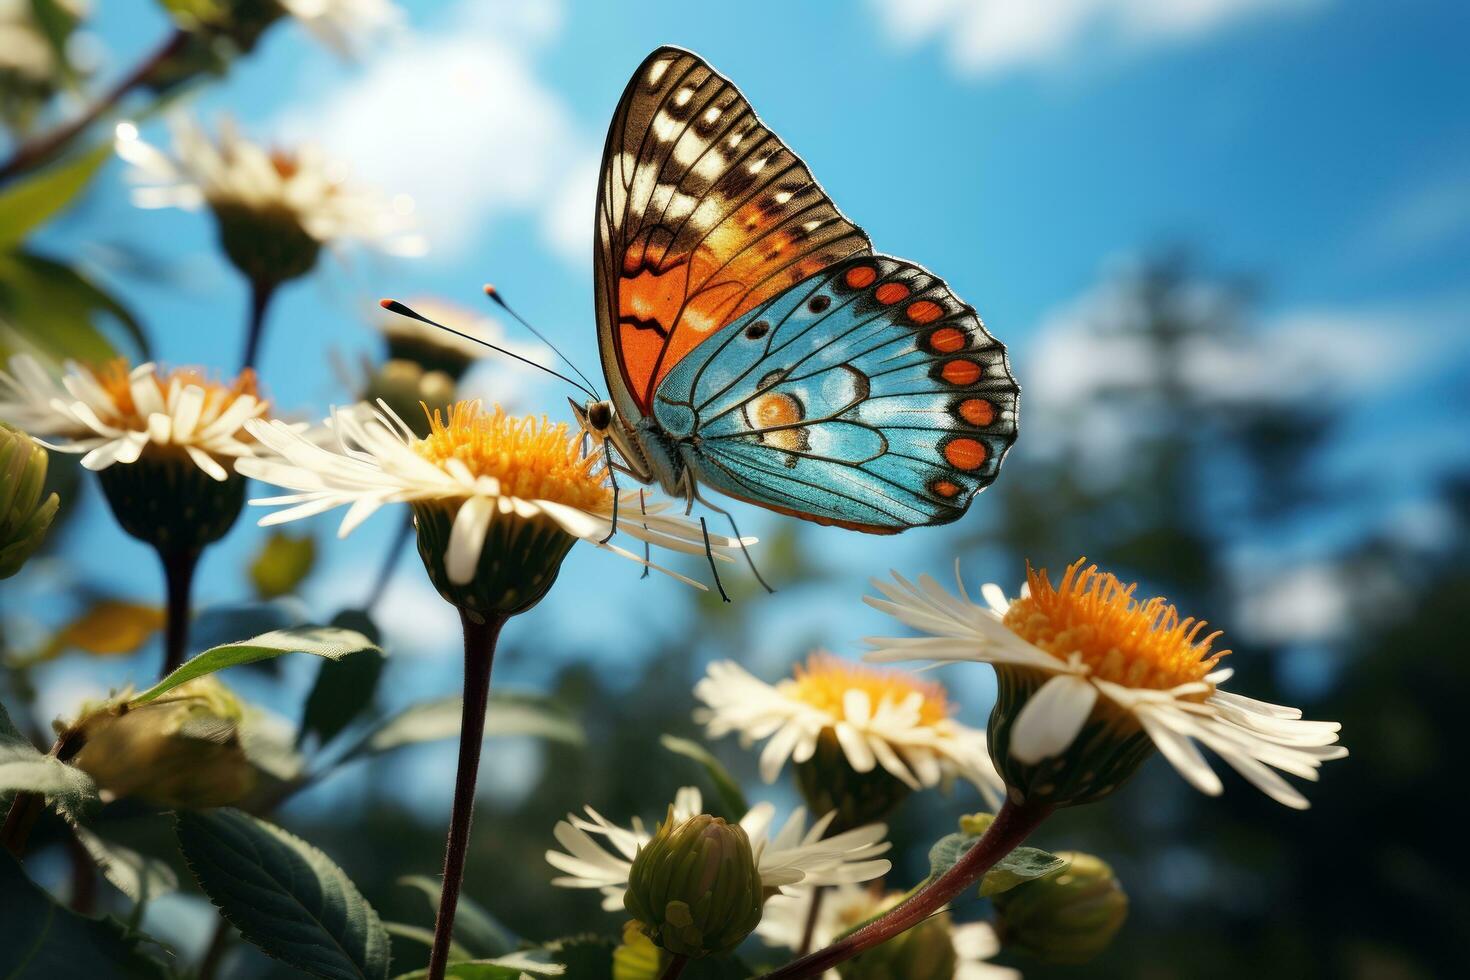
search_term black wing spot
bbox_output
[808,295,831,314]
[745,320,770,340]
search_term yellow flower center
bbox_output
[1002,558,1227,691]
[413,400,613,510]
[783,653,952,727]
[94,360,262,430]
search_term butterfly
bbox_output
[571,47,1019,552]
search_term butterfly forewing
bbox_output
[596,46,872,418]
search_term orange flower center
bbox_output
[413,401,612,510]
[1002,559,1227,691]
[783,653,952,727]
[93,360,261,429]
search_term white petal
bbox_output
[1008,674,1099,765]
[445,496,493,584]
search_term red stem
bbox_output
[660,955,689,980]
[760,797,1054,980]
[426,610,506,980]
[0,29,190,185]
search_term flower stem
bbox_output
[759,797,1054,980]
[797,884,827,956]
[426,609,507,980]
[0,29,191,186]
[240,275,279,372]
[660,955,689,980]
[159,546,200,678]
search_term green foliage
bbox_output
[0,143,110,248]
[0,700,96,819]
[339,690,584,765]
[0,250,147,363]
[978,846,1071,898]
[659,734,748,819]
[132,625,380,705]
[72,825,180,907]
[299,612,386,748]
[0,851,168,978]
[397,875,516,958]
[391,956,564,980]
[250,529,318,599]
[176,808,392,980]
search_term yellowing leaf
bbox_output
[39,600,165,662]
[249,530,316,599]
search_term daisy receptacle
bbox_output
[992,851,1127,966]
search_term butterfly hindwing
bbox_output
[595,46,872,419]
[651,255,1019,532]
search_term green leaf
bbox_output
[659,735,748,819]
[132,626,379,706]
[392,955,564,980]
[381,922,469,962]
[72,825,179,906]
[0,703,96,819]
[0,249,148,362]
[0,850,168,978]
[397,875,516,958]
[926,832,978,880]
[176,808,391,980]
[341,691,583,764]
[250,529,317,599]
[0,142,110,248]
[978,846,1070,898]
[299,612,386,748]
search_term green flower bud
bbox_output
[0,423,59,578]
[69,677,258,809]
[97,451,246,554]
[796,727,913,835]
[213,198,323,286]
[838,898,957,980]
[994,851,1128,965]
[363,359,456,438]
[624,810,763,959]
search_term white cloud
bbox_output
[867,0,1323,76]
[273,0,594,262]
[1235,561,1349,644]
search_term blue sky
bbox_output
[14,0,1470,825]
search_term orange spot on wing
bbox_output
[944,438,987,470]
[906,299,944,324]
[875,282,910,305]
[845,265,877,288]
[931,479,960,498]
[958,398,995,426]
[940,359,982,385]
[929,327,967,353]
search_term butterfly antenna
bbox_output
[483,284,603,399]
[378,298,598,400]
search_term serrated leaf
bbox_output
[190,598,309,654]
[342,691,583,764]
[978,846,1069,898]
[397,875,516,958]
[299,612,386,749]
[177,808,390,980]
[0,143,110,248]
[133,626,379,706]
[658,735,747,819]
[392,955,564,980]
[72,825,179,905]
[0,703,96,819]
[381,922,469,962]
[0,249,147,362]
[0,850,168,978]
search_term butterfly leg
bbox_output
[638,489,650,580]
[699,515,731,603]
[694,489,776,594]
[600,441,621,544]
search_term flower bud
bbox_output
[212,198,323,286]
[993,851,1128,965]
[624,810,763,959]
[0,423,59,578]
[837,898,957,980]
[97,451,246,555]
[795,728,913,835]
[69,677,258,809]
[363,360,456,438]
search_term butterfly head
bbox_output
[570,397,615,441]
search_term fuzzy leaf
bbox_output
[176,808,390,980]
[0,851,167,978]
[397,875,515,957]
[0,702,96,819]
[72,826,179,905]
[133,626,379,705]
[978,846,1070,898]
[659,735,748,819]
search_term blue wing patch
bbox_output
[651,254,1019,531]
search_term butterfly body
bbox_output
[587,47,1019,533]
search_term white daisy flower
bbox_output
[277,0,402,57]
[545,786,891,912]
[114,116,424,259]
[866,558,1347,810]
[694,654,1004,805]
[758,883,1019,980]
[0,353,266,481]
[233,400,751,591]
